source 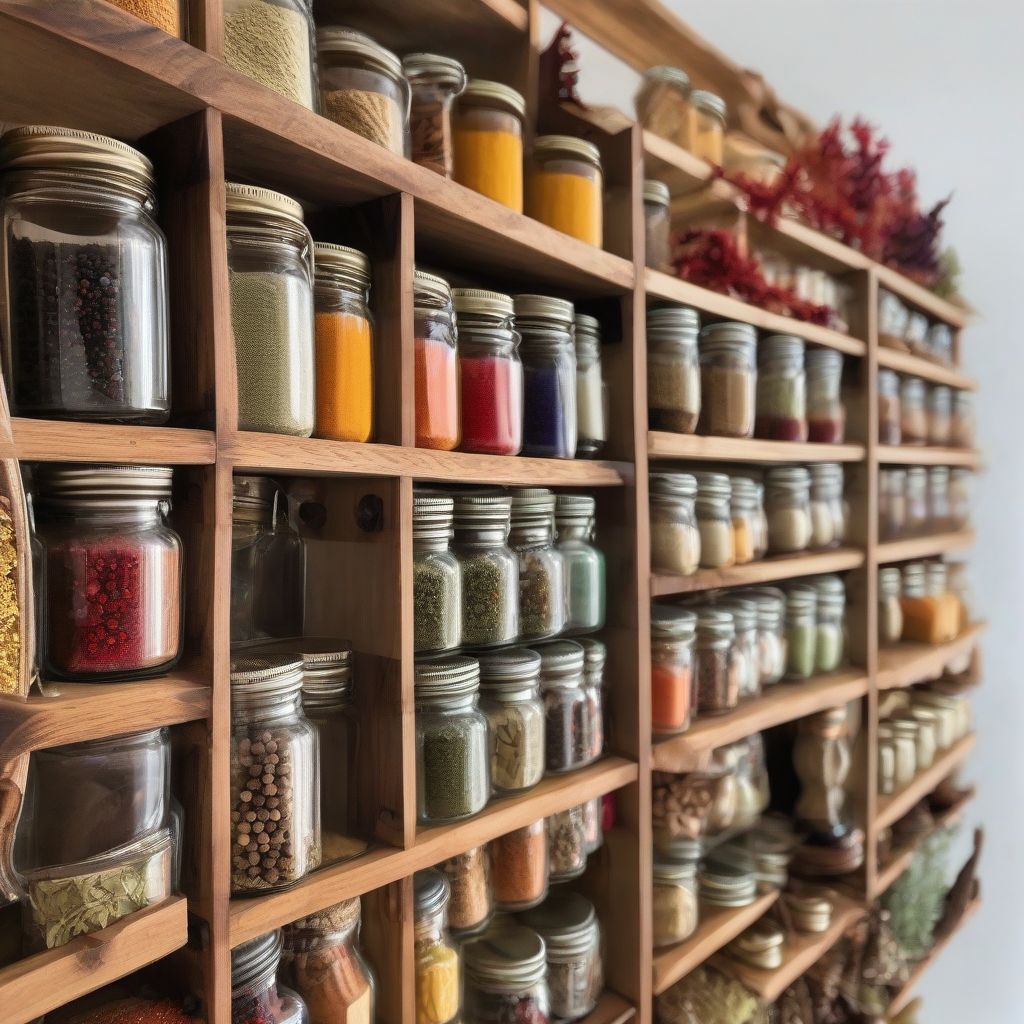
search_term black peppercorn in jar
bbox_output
[537,639,594,774]
[510,488,567,641]
[0,126,170,424]
[462,923,551,1024]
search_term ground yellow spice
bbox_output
[315,310,373,442]
[103,0,181,36]
[416,943,459,1024]
[0,501,20,695]
[453,129,523,211]
[526,170,602,246]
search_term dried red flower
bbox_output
[538,21,585,108]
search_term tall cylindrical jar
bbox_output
[690,90,727,164]
[537,640,594,774]
[878,567,904,645]
[414,869,461,1024]
[578,637,607,761]
[695,472,735,568]
[906,467,929,535]
[928,466,952,531]
[809,462,846,549]
[765,466,812,554]
[650,472,701,575]
[509,488,567,641]
[900,377,927,445]
[414,269,460,451]
[647,305,701,434]
[555,495,605,635]
[719,596,760,699]
[574,313,607,458]
[526,135,604,247]
[547,804,587,882]
[741,587,786,686]
[462,924,550,1024]
[949,468,971,530]
[952,391,975,448]
[413,492,461,654]
[643,179,672,271]
[439,846,493,938]
[403,53,467,177]
[878,369,901,445]
[729,476,759,565]
[806,347,846,443]
[879,468,908,540]
[453,80,526,211]
[927,385,952,446]
[491,819,549,911]
[812,575,846,673]
[784,586,817,679]
[232,932,309,1024]
[698,322,756,438]
[651,605,697,735]
[755,334,806,441]
[694,608,737,714]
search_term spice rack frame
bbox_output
[0,1,983,1021]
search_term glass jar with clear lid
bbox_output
[927,385,952,446]
[574,313,607,458]
[414,269,460,451]
[635,66,692,148]
[878,567,904,645]
[555,494,605,634]
[949,468,971,530]
[452,493,518,647]
[809,462,846,549]
[547,804,588,881]
[900,377,927,445]
[479,647,545,795]
[784,585,818,679]
[413,492,461,654]
[537,640,593,773]
[577,638,607,761]
[647,304,701,434]
[316,29,407,153]
[806,347,846,443]
[34,464,183,680]
[690,90,727,164]
[812,575,845,673]
[527,135,604,247]
[643,179,672,271]
[515,294,578,459]
[651,605,697,735]
[453,288,523,456]
[698,321,756,438]
[652,855,698,947]
[719,597,759,699]
[755,334,807,441]
[414,869,461,1024]
[230,655,320,894]
[650,472,700,575]
[454,80,526,211]
[439,846,493,937]
[0,126,170,423]
[879,468,907,540]
[730,475,759,565]
[765,465,812,554]
[740,587,786,686]
[952,391,975,448]
[226,182,314,437]
[403,53,467,177]
[463,923,550,1024]
[906,467,929,535]
[695,471,735,569]
[695,607,737,714]
[232,931,309,1024]
[491,819,549,911]
[878,369,901,445]
[414,656,490,823]
[928,466,952,531]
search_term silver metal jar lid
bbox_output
[414,867,451,917]
[231,930,282,992]
[643,179,671,207]
[653,854,698,883]
[453,492,512,529]
[402,52,467,91]
[414,269,453,307]
[520,892,597,958]
[413,492,455,541]
[532,134,602,172]
[414,655,480,699]
[805,347,843,373]
[317,27,403,83]
[651,472,698,499]
[785,584,818,613]
[554,493,596,522]
[642,65,691,90]
[510,487,556,527]
[35,463,173,507]
[230,654,305,697]
[651,604,697,640]
[759,334,805,362]
[717,597,756,631]
[536,639,586,676]
[460,79,527,120]
[299,648,354,702]
[699,321,756,350]
[690,89,727,120]
[513,294,575,328]
[575,313,602,345]
[695,607,734,639]
[314,242,371,290]
[463,922,547,989]
[879,567,902,595]
[576,636,607,671]
[452,287,514,320]
[478,646,542,688]
[648,304,700,335]
[695,471,732,502]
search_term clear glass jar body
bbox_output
[809,471,845,549]
[547,805,587,881]
[575,327,606,457]
[453,525,518,648]
[542,665,596,774]
[232,969,309,1024]
[952,391,975,448]
[815,599,845,673]
[785,602,817,680]
[651,631,695,734]
[458,325,523,456]
[927,385,952,446]
[728,617,760,699]
[650,493,700,575]
[878,370,901,445]
[879,469,907,540]
[415,897,461,1024]
[579,638,606,763]
[635,70,692,148]
[755,341,807,441]
[648,321,701,435]
[765,474,812,554]
[806,349,846,443]
[900,378,927,446]
[526,148,603,247]
[731,491,757,566]
[481,684,545,794]
[440,846,493,936]
[415,297,460,451]
[698,335,756,438]
[750,598,785,686]
[414,538,461,654]
[696,487,735,569]
[890,723,918,785]
[582,794,604,853]
[878,570,904,645]
[645,195,671,271]
[1,174,170,423]
[695,627,737,714]
[556,521,606,635]
[520,329,577,459]
[949,468,971,530]
[510,524,566,642]
[406,65,465,177]
[928,467,952,531]
[491,819,549,911]
[906,468,928,535]
[453,102,524,212]
[691,95,725,164]
[463,970,549,1024]
[653,861,698,947]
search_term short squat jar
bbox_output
[643,179,672,271]
[403,53,467,177]
[755,334,807,441]
[0,126,170,424]
[462,924,550,1024]
[652,856,698,947]
[538,640,594,774]
[510,488,567,641]
[414,869,461,1024]
[555,495,606,635]
[695,472,735,569]
[527,135,604,247]
[414,656,490,823]
[650,472,700,575]
[695,607,738,714]
[650,605,697,736]
[231,931,309,1024]
[765,466,812,554]
[647,304,701,434]
[414,269,460,451]
[413,492,461,654]
[806,347,846,443]
[574,313,607,457]
[453,80,526,211]
[698,322,756,438]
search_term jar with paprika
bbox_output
[414,270,460,451]
[651,604,696,735]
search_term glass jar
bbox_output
[784,586,817,679]
[695,607,737,714]
[413,269,460,451]
[927,322,953,365]
[879,468,907,540]
[695,471,735,568]
[0,126,170,423]
[907,709,937,769]
[719,597,759,699]
[453,288,523,456]
[537,640,592,774]
[906,312,929,355]
[899,377,927,446]
[878,290,909,344]
[928,466,952,531]
[751,483,769,560]
[523,892,603,1020]
[949,468,971,530]
[230,657,319,895]
[414,869,461,1024]
[555,494,605,634]
[452,493,518,647]
[927,385,952,447]
[463,924,550,1024]
[403,53,467,177]
[755,334,807,441]
[515,294,577,459]
[906,467,929,535]
[812,575,845,673]
[509,488,566,641]
[650,606,696,735]
[34,464,183,680]
[312,242,373,443]
[527,135,604,247]
[581,794,604,855]
[439,846,493,937]
[765,466,812,554]
[232,931,309,1024]
[690,90,727,164]
[479,647,545,795]
[926,561,947,597]
[226,182,315,436]
[644,179,672,271]
[741,587,786,686]
[578,638,607,762]
[652,856,698,947]
[730,476,759,565]
[809,462,845,549]
[650,472,701,575]
[224,0,316,108]
[951,391,975,448]
[453,80,526,211]
[280,899,375,1024]
[878,369,901,445]
[317,28,407,153]
[878,567,904,645]
[414,656,490,823]
[574,313,607,458]
[647,304,701,434]
[635,66,692,148]
[413,492,461,654]
[698,322,756,438]
[891,720,919,784]
[547,804,587,882]
[491,819,549,911]
[806,348,846,443]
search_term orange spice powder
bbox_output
[415,337,460,450]
[315,310,373,442]
[526,170,602,246]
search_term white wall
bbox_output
[541,2,1024,1018]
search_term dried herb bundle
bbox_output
[883,827,953,962]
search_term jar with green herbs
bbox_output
[538,640,595,774]
[653,855,698,947]
[574,313,607,458]
[226,182,315,436]
[644,179,672,271]
[414,869,461,1024]
[439,845,493,937]
[462,923,550,1024]
[647,304,701,434]
[547,805,588,882]
[414,656,489,823]
[414,491,461,653]
[695,472,735,568]
[478,647,545,795]
[555,494,605,634]
[765,465,812,554]
[755,334,807,441]
[698,321,756,438]
[509,488,567,641]
[878,567,903,645]
[695,607,737,714]
[719,597,759,699]
[231,931,308,1024]
[578,637,607,761]
[740,587,786,686]
[403,53,467,177]
[809,462,846,549]
[811,575,845,672]
[650,472,701,575]
[784,586,817,679]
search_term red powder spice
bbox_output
[73,999,200,1024]
[458,355,523,455]
[808,416,845,444]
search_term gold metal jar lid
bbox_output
[643,179,671,207]
[513,293,575,327]
[532,134,602,172]
[317,27,403,83]
[414,269,453,307]
[225,181,305,226]
[402,52,467,91]
[313,241,371,289]
[460,79,527,120]
[452,287,514,320]
[230,654,305,697]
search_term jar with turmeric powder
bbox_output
[313,242,373,443]
[414,869,461,1024]
[453,80,525,211]
[526,136,604,248]
[414,270,459,451]
[689,90,727,165]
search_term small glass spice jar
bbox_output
[755,334,807,441]
[453,288,523,456]
[765,466,812,554]
[784,585,818,679]
[719,597,760,699]
[927,385,952,446]
[547,804,588,882]
[878,567,904,645]
[878,369,901,445]
[699,859,757,908]
[650,472,701,576]
[730,475,759,566]
[312,242,374,443]
[951,391,975,448]
[806,347,846,443]
[647,304,702,435]
[900,377,928,446]
[652,855,698,947]
[651,605,697,735]
[581,794,604,855]
[555,494,606,635]
[879,468,908,540]
[413,492,461,654]
[695,471,735,569]
[414,269,460,451]
[890,719,919,784]
[317,28,408,153]
[635,66,692,148]
[515,294,578,459]
[452,493,518,648]
[698,322,756,438]
[403,53,467,176]
[0,126,170,424]
[537,640,593,774]
[928,466,952,531]
[577,638,607,761]
[462,924,550,1024]
[689,90,727,164]
[229,656,320,895]
[927,322,954,364]
[740,587,786,686]
[478,647,545,795]
[414,869,461,1024]
[35,464,183,680]
[574,313,607,458]
[643,179,672,271]
[510,488,567,641]
[695,607,737,715]
[527,135,604,247]
[949,468,971,530]
[226,182,315,437]
[812,575,846,673]
[809,462,846,549]
[232,931,309,1024]
[491,819,549,911]
[453,80,526,211]
[414,656,490,823]
[439,846,493,937]
[906,467,929,535]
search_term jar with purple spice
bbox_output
[0,126,170,423]
[537,640,594,774]
[462,923,551,1024]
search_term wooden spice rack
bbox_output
[0,0,983,1020]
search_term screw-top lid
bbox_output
[313,242,371,290]
[758,334,804,363]
[651,472,698,500]
[402,52,467,91]
[463,922,547,990]
[454,492,512,530]
[695,607,734,640]
[717,597,756,632]
[225,181,304,226]
[532,134,602,172]
[878,368,900,392]
[520,892,597,958]
[765,465,811,492]
[415,655,480,700]
[879,567,902,596]
[554,493,596,523]
[733,919,784,954]
[738,587,785,626]
[651,604,697,640]
[643,179,671,207]
[653,853,698,883]
[460,79,527,119]
[575,313,602,346]
[690,89,727,120]
[928,384,952,409]
[785,584,818,614]
[906,466,928,489]
[452,287,515,320]
[413,491,455,542]
[299,647,354,703]
[729,475,759,507]
[35,463,173,508]
[642,65,691,90]
[510,487,556,530]
[699,321,756,351]
[231,931,282,992]
[230,654,304,697]
[695,471,732,503]
[513,294,575,328]
[900,376,926,400]
[414,269,453,307]
[317,27,403,82]
[535,639,586,676]
[478,646,542,689]
[414,867,451,917]
[576,636,607,672]
[648,304,700,334]
[805,347,843,374]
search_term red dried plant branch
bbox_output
[538,21,585,108]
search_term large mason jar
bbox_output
[413,491,461,654]
[232,931,309,1024]
[555,494,605,635]
[510,487,566,641]
[647,304,701,434]
[694,607,737,714]
[812,575,846,673]
[454,80,527,211]
[0,126,169,423]
[806,347,846,443]
[414,869,462,1024]
[719,596,760,699]
[527,135,604,247]
[414,269,460,452]
[463,923,550,1024]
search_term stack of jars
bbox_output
[879,465,970,540]
[878,290,956,366]
[878,561,968,646]
[877,371,975,448]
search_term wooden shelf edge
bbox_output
[8,419,217,465]
[875,265,970,330]
[876,347,977,391]
[877,445,981,468]
[877,531,975,564]
[577,992,635,1024]
[648,431,865,464]
[877,622,987,691]
[2,897,188,1024]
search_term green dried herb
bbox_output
[883,827,953,961]
[414,557,457,652]
[461,555,514,647]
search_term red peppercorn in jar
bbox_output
[34,464,183,680]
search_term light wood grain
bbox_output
[877,623,987,690]
[877,530,975,564]
[578,991,636,1024]
[876,347,976,390]
[648,430,865,464]
[6,419,216,464]
[876,445,981,468]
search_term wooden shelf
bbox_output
[875,733,976,832]
[652,890,779,994]
[876,347,977,391]
[877,445,981,468]
[648,431,865,464]
[877,530,975,564]
[578,992,636,1024]
[7,419,217,464]
[642,131,714,195]
[1,897,188,1024]
[875,265,969,330]
[651,548,864,597]
[877,623,987,691]
[652,671,869,772]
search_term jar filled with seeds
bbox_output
[784,585,817,679]
[226,182,315,436]
[643,179,672,271]
[526,135,604,247]
[812,575,845,673]
[555,495,606,635]
[718,597,760,699]
[927,384,952,446]
[510,488,567,641]
[414,492,461,653]
[698,321,756,438]
[878,567,903,645]
[806,347,846,443]
[317,28,408,154]
[452,493,518,648]
[0,126,170,424]
[574,313,607,458]
[414,269,460,451]
[695,472,735,569]
[651,605,697,735]
[478,647,545,795]
[547,805,588,882]
[647,304,701,434]
[952,390,975,448]
[878,369,901,445]
[491,819,549,911]
[809,462,845,549]
[230,656,320,895]
[900,377,927,445]
[695,607,737,714]
[730,476,759,566]
[650,472,701,575]
[403,53,467,177]
[232,931,308,1024]
[765,466,812,554]
[578,638,607,761]
[537,640,593,774]
[454,80,526,211]
[462,923,550,1024]
[652,855,698,947]
[755,334,807,441]
[414,869,461,1024]
[414,656,490,823]
[740,587,786,686]
[439,845,493,937]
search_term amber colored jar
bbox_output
[453,80,525,211]
[526,135,603,247]
[689,90,727,164]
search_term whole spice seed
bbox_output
[322,90,405,152]
[224,0,314,107]
[547,808,586,880]
[102,0,181,35]
[419,719,489,821]
[460,555,516,647]
[414,556,459,652]
[491,821,548,909]
[439,846,492,933]
[0,500,20,695]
